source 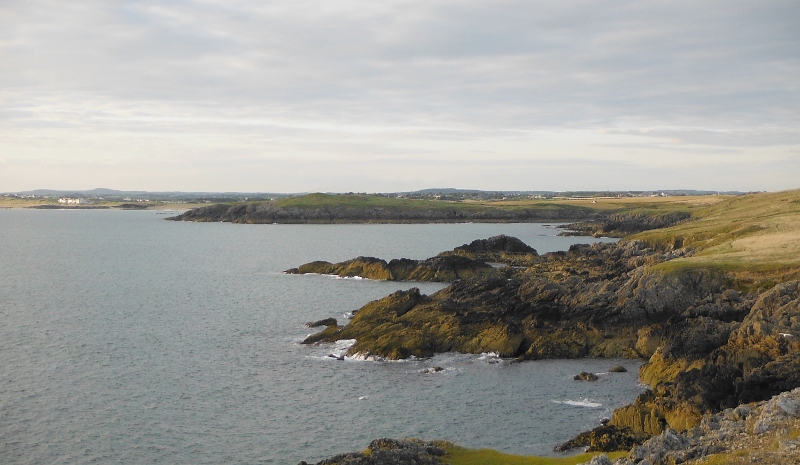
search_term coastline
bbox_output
[293,190,800,464]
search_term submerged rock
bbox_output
[574,371,599,381]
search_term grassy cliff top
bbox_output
[272,193,589,213]
[272,192,729,214]
[633,189,800,277]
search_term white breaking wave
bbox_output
[328,274,366,280]
[552,399,603,408]
[349,352,386,362]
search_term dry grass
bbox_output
[439,443,627,465]
[634,190,800,275]
[479,195,729,214]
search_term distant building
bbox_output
[58,197,87,205]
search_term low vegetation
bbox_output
[438,443,626,465]
[634,189,800,284]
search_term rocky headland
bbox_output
[167,193,603,224]
[286,235,537,282]
[293,190,800,464]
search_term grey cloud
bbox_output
[0,0,798,191]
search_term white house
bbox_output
[58,197,87,205]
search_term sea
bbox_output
[0,209,645,464]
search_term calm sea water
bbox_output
[0,210,643,464]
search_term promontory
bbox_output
[292,189,800,465]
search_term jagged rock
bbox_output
[630,429,688,464]
[577,454,613,465]
[753,386,800,433]
[611,388,800,465]
[286,254,495,282]
[454,234,538,255]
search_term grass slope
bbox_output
[633,190,800,281]
[440,443,626,465]
[274,193,593,215]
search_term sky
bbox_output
[1,1,799,193]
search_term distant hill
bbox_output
[8,187,747,199]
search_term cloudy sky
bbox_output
[1,1,798,192]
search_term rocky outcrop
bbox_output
[454,235,538,255]
[297,236,800,452]
[287,235,538,281]
[298,438,446,465]
[301,240,728,363]
[555,425,649,453]
[562,212,692,238]
[608,387,800,465]
[286,255,495,282]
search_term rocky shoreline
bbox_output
[167,200,603,224]
[293,233,800,462]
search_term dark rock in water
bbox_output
[454,234,538,255]
[609,365,627,373]
[306,318,338,328]
[326,354,345,361]
[286,254,495,282]
[299,438,446,465]
[422,367,444,374]
[574,371,599,381]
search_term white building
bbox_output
[58,197,87,205]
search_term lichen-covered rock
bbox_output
[612,388,800,465]
[299,438,446,465]
[286,254,495,282]
[554,425,649,452]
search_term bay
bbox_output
[0,209,642,464]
